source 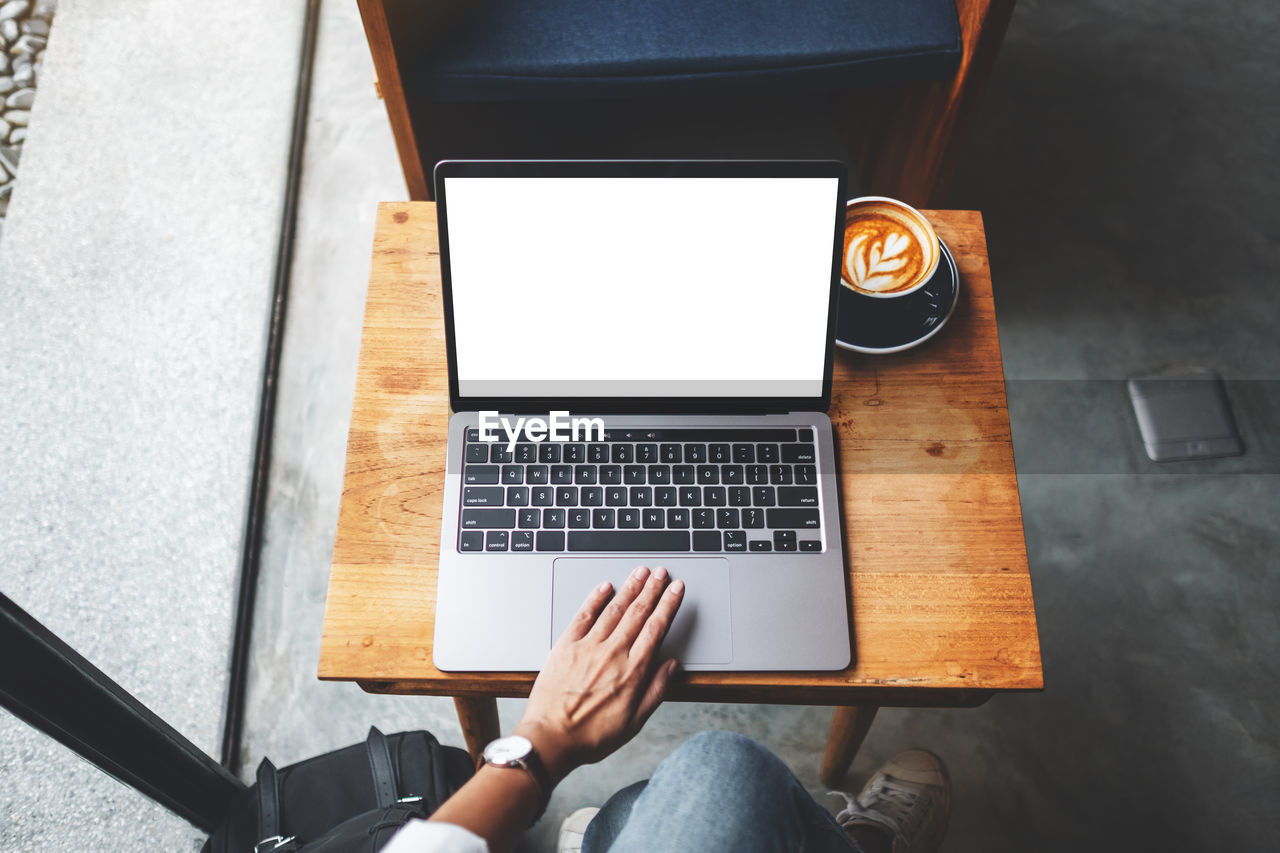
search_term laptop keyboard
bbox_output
[457,428,824,554]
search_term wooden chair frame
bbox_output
[357,0,1016,207]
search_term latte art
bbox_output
[843,213,925,294]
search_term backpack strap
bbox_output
[254,758,296,851]
[365,726,399,809]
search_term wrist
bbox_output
[512,719,577,785]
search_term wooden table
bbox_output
[319,203,1042,786]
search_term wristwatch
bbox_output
[479,735,552,824]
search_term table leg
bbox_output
[453,696,500,763]
[820,705,879,787]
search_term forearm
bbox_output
[427,764,543,853]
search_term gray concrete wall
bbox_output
[0,0,305,849]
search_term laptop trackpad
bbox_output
[551,558,732,665]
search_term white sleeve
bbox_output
[379,818,490,853]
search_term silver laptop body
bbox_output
[431,160,852,672]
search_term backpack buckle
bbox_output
[254,836,296,852]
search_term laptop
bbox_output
[432,160,852,672]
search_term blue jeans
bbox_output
[581,731,866,853]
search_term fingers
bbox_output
[611,566,671,647]
[586,566,651,641]
[559,580,615,644]
[628,577,684,665]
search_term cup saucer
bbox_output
[834,238,960,354]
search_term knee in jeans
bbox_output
[674,730,782,776]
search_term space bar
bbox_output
[567,531,691,552]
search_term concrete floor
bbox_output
[2,0,1276,850]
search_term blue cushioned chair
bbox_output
[359,0,1014,206]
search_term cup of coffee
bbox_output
[840,196,940,298]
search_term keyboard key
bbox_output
[543,508,566,528]
[465,444,489,463]
[465,428,480,442]
[518,508,540,528]
[611,444,634,463]
[459,530,484,551]
[746,465,768,485]
[729,487,751,507]
[708,444,730,463]
[588,443,609,463]
[600,465,622,485]
[636,444,659,463]
[693,509,715,529]
[536,531,565,551]
[463,486,504,506]
[465,465,500,485]
[679,487,701,507]
[752,486,776,507]
[655,487,677,507]
[574,465,598,485]
[532,486,554,506]
[643,509,665,529]
[550,465,573,485]
[605,487,627,506]
[774,530,797,551]
[667,508,690,528]
[749,540,772,552]
[568,509,591,529]
[800,540,822,552]
[757,444,779,463]
[685,444,707,463]
[796,465,817,485]
[630,486,653,506]
[490,445,513,463]
[501,465,524,485]
[461,508,516,529]
[660,444,682,463]
[722,465,744,484]
[648,465,671,485]
[717,508,740,529]
[526,465,549,484]
[567,531,691,551]
[696,465,719,485]
[766,509,821,529]
[581,487,604,507]
[724,530,746,551]
[703,487,726,507]
[618,509,641,529]
[693,531,721,552]
[778,487,819,506]
[593,508,616,529]
[538,443,561,463]
[506,486,529,507]
[486,531,509,551]
[781,444,816,463]
[769,465,792,485]
[564,444,587,463]
[511,531,534,551]
[799,428,814,442]
[556,487,579,506]
[673,465,696,484]
[732,444,755,463]
[624,465,646,484]
[514,443,537,463]
[742,508,765,528]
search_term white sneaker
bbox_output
[830,749,950,852]
[557,807,600,853]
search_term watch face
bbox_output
[484,735,532,765]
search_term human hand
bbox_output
[514,566,684,784]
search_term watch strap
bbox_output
[479,739,553,825]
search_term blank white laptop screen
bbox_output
[442,176,841,398]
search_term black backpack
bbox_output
[203,727,474,853]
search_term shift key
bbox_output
[765,508,820,529]
[461,508,516,529]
